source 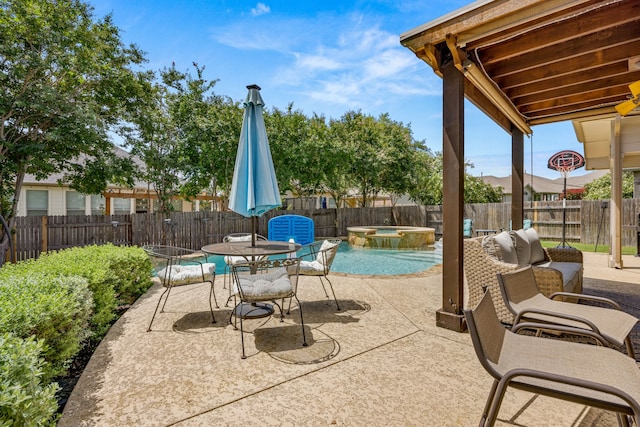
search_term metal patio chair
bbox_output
[143,245,218,331]
[295,239,341,310]
[221,233,268,296]
[497,265,638,358]
[464,291,640,427]
[230,257,307,359]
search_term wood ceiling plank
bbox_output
[493,40,640,89]
[529,106,617,125]
[478,20,640,77]
[474,0,640,65]
[519,88,629,117]
[512,70,640,106]
[464,0,599,48]
[506,62,631,98]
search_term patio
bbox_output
[59,252,639,426]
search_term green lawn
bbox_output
[541,240,637,256]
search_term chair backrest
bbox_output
[463,219,473,238]
[232,257,301,297]
[496,265,540,308]
[268,215,314,245]
[317,239,341,270]
[463,291,507,370]
[223,233,266,243]
[509,219,533,231]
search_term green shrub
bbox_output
[0,244,153,338]
[0,333,59,426]
[0,275,92,380]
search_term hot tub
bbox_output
[347,226,435,250]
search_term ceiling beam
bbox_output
[474,1,640,65]
[513,71,640,107]
[479,20,640,76]
[493,39,640,88]
[452,0,591,47]
[523,94,624,119]
[506,62,633,99]
[531,107,617,125]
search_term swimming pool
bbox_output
[331,242,442,275]
[202,242,442,276]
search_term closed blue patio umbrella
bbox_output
[228,85,281,246]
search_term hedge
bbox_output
[0,244,153,338]
[0,244,154,424]
[0,274,92,380]
[0,333,59,426]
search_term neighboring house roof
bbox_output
[482,170,608,195]
[23,145,150,190]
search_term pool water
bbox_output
[199,242,442,276]
[202,242,442,275]
[331,242,442,275]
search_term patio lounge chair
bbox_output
[143,245,218,332]
[230,257,307,359]
[295,239,341,310]
[463,228,583,324]
[497,265,638,358]
[464,291,640,427]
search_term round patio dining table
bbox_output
[201,240,302,319]
[201,240,301,260]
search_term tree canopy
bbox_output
[0,0,148,226]
[583,171,635,200]
[0,0,505,237]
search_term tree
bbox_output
[406,147,442,205]
[376,114,417,208]
[122,64,242,215]
[583,171,634,200]
[120,69,183,215]
[265,105,324,210]
[329,111,393,207]
[464,174,503,203]
[0,0,147,258]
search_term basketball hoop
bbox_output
[547,150,585,176]
[547,150,585,247]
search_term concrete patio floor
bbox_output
[59,252,640,426]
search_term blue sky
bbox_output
[89,0,590,179]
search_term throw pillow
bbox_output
[524,228,546,264]
[226,234,252,242]
[316,240,338,265]
[481,231,518,264]
[510,229,531,266]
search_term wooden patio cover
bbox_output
[400,0,640,331]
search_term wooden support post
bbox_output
[610,117,623,268]
[436,59,466,332]
[511,127,524,230]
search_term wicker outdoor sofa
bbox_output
[463,228,583,324]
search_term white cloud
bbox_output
[362,50,415,80]
[296,53,342,71]
[251,3,270,17]
[211,11,442,116]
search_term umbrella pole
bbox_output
[252,216,256,247]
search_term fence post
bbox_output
[41,216,48,253]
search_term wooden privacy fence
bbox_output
[9,200,640,261]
